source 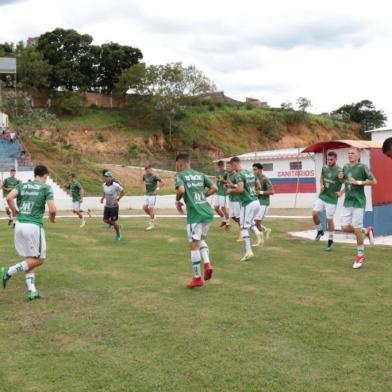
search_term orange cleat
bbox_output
[236,235,243,242]
[187,277,204,288]
[203,263,213,281]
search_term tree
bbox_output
[297,97,312,112]
[115,62,216,145]
[333,100,387,132]
[280,100,293,110]
[96,42,142,92]
[36,28,97,91]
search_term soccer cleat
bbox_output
[186,277,204,288]
[325,240,334,252]
[8,218,12,226]
[236,235,243,242]
[365,227,374,245]
[265,228,272,240]
[80,220,86,228]
[203,263,213,281]
[219,222,226,228]
[115,234,122,241]
[253,232,264,247]
[87,209,92,218]
[27,291,43,301]
[240,252,254,262]
[314,230,324,241]
[1,267,10,289]
[146,223,155,231]
[352,255,365,269]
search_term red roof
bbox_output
[302,139,383,153]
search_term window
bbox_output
[290,161,302,170]
[262,163,273,171]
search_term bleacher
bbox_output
[0,139,33,172]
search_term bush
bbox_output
[51,92,86,116]
[96,133,108,142]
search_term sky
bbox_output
[1,0,391,124]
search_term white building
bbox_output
[0,111,8,127]
[365,127,392,142]
[218,148,317,208]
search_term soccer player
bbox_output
[382,137,392,159]
[339,147,377,269]
[227,156,263,261]
[226,161,242,241]
[142,165,164,230]
[252,163,274,242]
[175,153,217,288]
[312,151,344,251]
[66,173,91,228]
[2,168,20,227]
[214,160,230,229]
[1,165,56,301]
[101,171,125,241]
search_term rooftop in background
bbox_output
[302,139,383,153]
[217,147,313,162]
[365,127,392,133]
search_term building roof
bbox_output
[365,127,392,133]
[302,139,383,153]
[216,147,313,162]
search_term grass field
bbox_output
[0,217,391,392]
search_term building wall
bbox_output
[370,130,392,142]
[0,112,8,127]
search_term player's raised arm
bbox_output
[6,188,18,219]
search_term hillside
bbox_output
[22,104,362,195]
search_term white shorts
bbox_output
[313,198,337,219]
[187,222,210,242]
[144,195,157,208]
[214,195,228,208]
[72,201,81,211]
[14,221,47,259]
[341,207,364,229]
[229,201,241,219]
[240,200,261,229]
[256,204,269,220]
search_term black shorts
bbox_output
[104,206,119,222]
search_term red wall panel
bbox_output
[371,149,392,205]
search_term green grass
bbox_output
[0,218,391,391]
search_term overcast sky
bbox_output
[1,0,391,125]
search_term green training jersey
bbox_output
[257,174,273,206]
[319,165,342,205]
[342,163,374,209]
[232,169,258,207]
[15,180,54,227]
[143,173,161,196]
[68,180,82,202]
[175,168,214,224]
[227,172,241,202]
[3,177,20,198]
[215,170,228,196]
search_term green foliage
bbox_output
[296,96,312,112]
[51,92,86,116]
[333,100,387,134]
[96,133,108,143]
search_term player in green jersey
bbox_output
[2,168,20,227]
[252,163,274,241]
[66,173,91,228]
[1,165,57,301]
[312,151,344,251]
[338,148,377,269]
[214,160,230,230]
[175,153,217,288]
[226,161,243,242]
[227,157,263,261]
[382,137,392,159]
[142,165,164,231]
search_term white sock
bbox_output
[25,272,36,292]
[328,231,334,240]
[316,224,322,231]
[357,245,365,256]
[250,225,260,235]
[241,229,251,254]
[7,261,28,276]
[200,240,210,264]
[191,250,202,278]
[261,225,268,232]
